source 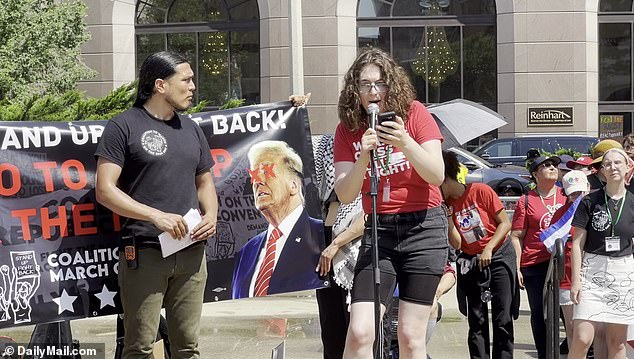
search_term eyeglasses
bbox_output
[358,81,389,94]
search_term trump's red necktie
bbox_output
[254,227,282,297]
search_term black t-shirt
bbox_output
[572,189,634,257]
[94,107,213,243]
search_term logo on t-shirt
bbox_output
[353,142,411,177]
[591,208,610,232]
[538,203,563,230]
[141,130,167,156]
[456,205,487,244]
[539,213,554,229]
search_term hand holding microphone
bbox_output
[360,103,381,153]
[368,103,379,129]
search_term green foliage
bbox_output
[0,82,220,121]
[0,84,135,121]
[185,100,209,114]
[0,0,95,103]
[78,83,137,120]
[540,148,584,160]
[219,98,245,110]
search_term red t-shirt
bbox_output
[551,202,574,289]
[333,101,443,214]
[511,187,566,267]
[446,183,506,256]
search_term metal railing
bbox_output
[543,238,565,359]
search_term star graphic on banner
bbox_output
[52,289,77,315]
[94,284,117,309]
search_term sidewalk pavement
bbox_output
[0,284,560,359]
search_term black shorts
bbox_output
[352,206,448,306]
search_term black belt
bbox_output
[122,235,204,250]
[135,235,160,243]
[376,208,435,224]
[367,206,444,224]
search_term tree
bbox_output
[0,0,95,103]
[0,82,214,121]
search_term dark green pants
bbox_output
[119,244,207,359]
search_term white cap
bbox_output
[562,170,589,196]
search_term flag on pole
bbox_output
[539,196,582,252]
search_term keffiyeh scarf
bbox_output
[312,135,363,290]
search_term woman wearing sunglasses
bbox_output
[509,155,567,359]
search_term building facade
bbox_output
[78,0,634,142]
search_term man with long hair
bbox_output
[334,47,447,359]
[95,51,218,358]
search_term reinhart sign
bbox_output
[527,107,573,126]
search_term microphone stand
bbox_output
[368,125,382,359]
[369,147,382,359]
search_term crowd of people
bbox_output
[313,48,634,359]
[97,48,634,359]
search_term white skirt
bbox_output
[572,253,634,325]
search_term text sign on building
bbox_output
[527,107,573,126]
[599,114,624,139]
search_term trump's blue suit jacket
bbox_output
[231,208,326,299]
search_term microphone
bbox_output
[368,103,379,130]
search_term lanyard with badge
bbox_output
[604,191,626,252]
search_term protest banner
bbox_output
[0,102,325,328]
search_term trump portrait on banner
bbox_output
[231,140,325,299]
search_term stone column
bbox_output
[259,0,357,134]
[78,0,136,98]
[497,0,598,137]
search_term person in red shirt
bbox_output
[510,155,566,359]
[549,170,589,356]
[442,150,517,359]
[334,47,447,359]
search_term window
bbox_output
[357,0,497,108]
[517,139,543,155]
[485,141,513,157]
[599,23,631,101]
[599,0,634,135]
[600,0,633,12]
[135,0,260,107]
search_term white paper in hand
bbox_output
[158,208,202,258]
